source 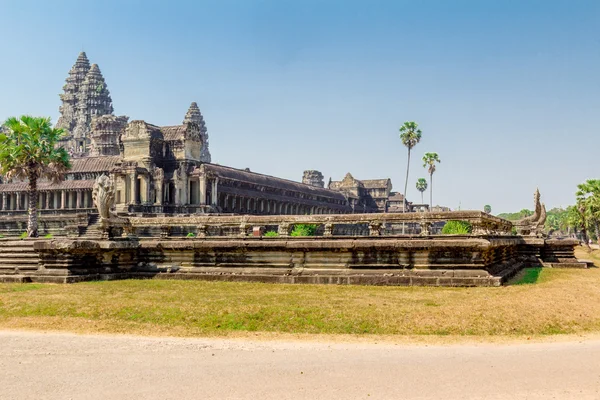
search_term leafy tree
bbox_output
[576,179,600,245]
[399,122,422,214]
[497,209,533,221]
[415,178,427,204]
[484,204,492,214]
[422,152,440,209]
[0,116,71,237]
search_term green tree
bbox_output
[415,178,428,204]
[399,122,422,215]
[0,116,71,237]
[484,204,492,214]
[422,152,441,209]
[576,179,600,245]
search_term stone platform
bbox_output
[0,235,583,287]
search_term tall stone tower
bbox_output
[57,53,114,156]
[302,170,325,188]
[183,102,211,162]
[56,52,91,134]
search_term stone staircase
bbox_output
[0,239,39,282]
[80,213,103,238]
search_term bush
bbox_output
[441,220,472,235]
[44,233,53,238]
[19,232,28,240]
[290,224,317,237]
[264,231,279,237]
[186,232,195,238]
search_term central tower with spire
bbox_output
[56,52,114,156]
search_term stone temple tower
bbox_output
[183,102,211,163]
[56,53,114,156]
[302,170,325,188]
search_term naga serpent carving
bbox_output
[513,188,547,236]
[92,174,116,220]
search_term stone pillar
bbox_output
[155,180,164,205]
[53,192,58,209]
[61,191,66,209]
[45,192,51,210]
[211,178,219,206]
[199,175,207,205]
[145,176,151,205]
[76,191,82,209]
[1,192,5,211]
[131,173,138,204]
[15,192,21,210]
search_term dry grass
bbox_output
[1,247,600,339]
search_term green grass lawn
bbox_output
[1,252,600,338]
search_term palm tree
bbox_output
[399,122,422,233]
[415,178,428,204]
[576,179,600,245]
[484,204,492,214]
[422,152,440,210]
[0,116,71,237]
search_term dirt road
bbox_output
[1,331,599,399]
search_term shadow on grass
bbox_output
[511,267,542,285]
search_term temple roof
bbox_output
[70,156,121,173]
[202,164,348,201]
[161,125,186,141]
[361,179,391,189]
[0,179,95,192]
[388,192,405,202]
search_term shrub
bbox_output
[264,231,279,237]
[19,232,27,239]
[44,233,53,238]
[186,232,195,238]
[441,220,472,235]
[290,224,317,237]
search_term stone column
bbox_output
[155,180,164,205]
[211,178,219,206]
[76,191,82,209]
[61,191,66,209]
[45,192,51,210]
[199,175,207,205]
[181,167,189,205]
[131,173,138,204]
[15,192,21,210]
[1,192,5,211]
[145,176,151,205]
[53,192,58,209]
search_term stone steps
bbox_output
[0,240,39,275]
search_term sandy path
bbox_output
[1,330,599,399]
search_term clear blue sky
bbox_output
[0,0,598,213]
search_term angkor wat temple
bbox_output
[0,52,414,217]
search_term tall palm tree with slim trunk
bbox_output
[0,116,71,237]
[415,178,427,204]
[422,152,440,210]
[399,122,422,233]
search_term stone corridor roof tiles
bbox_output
[0,179,95,192]
[203,164,348,201]
[361,179,391,189]
[70,156,121,173]
[161,125,186,141]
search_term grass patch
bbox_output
[0,247,598,338]
[512,268,543,285]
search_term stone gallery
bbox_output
[0,53,586,287]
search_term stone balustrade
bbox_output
[126,211,513,238]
